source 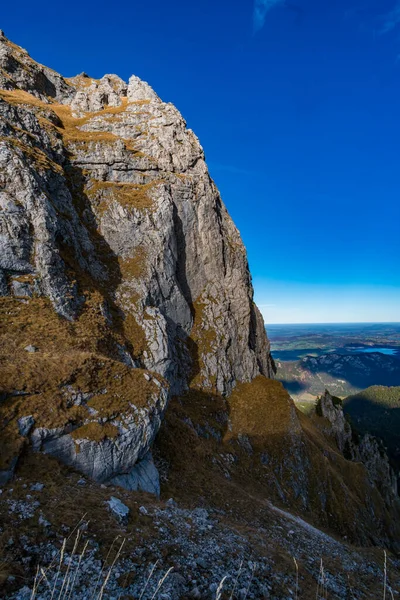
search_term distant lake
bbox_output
[267,322,400,339]
[267,322,400,362]
[353,347,397,355]
[272,346,400,362]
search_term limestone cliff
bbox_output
[0,31,272,488]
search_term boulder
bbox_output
[107,497,130,523]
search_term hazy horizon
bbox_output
[265,321,400,326]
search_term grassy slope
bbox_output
[155,377,400,548]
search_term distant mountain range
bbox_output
[276,351,400,399]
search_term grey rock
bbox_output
[18,415,35,437]
[23,345,37,353]
[318,391,352,453]
[30,482,44,491]
[107,496,130,523]
[33,383,168,484]
[69,74,128,116]
[11,585,31,599]
[0,35,273,391]
[192,508,209,521]
[139,505,148,516]
[209,582,218,594]
[0,457,18,486]
[38,514,50,527]
[108,452,160,496]
[11,279,32,297]
[0,33,74,102]
[0,269,8,295]
[354,433,398,503]
[127,74,159,102]
[196,557,208,570]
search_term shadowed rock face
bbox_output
[317,390,398,504]
[317,390,353,453]
[0,32,273,487]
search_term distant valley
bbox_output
[269,324,400,476]
[268,323,400,400]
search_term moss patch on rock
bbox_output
[71,422,119,443]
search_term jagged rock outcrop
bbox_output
[0,32,273,489]
[317,390,398,505]
[0,30,73,102]
[317,390,353,453]
[356,433,398,505]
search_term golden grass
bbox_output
[130,99,151,105]
[0,90,125,145]
[88,180,155,214]
[122,312,148,359]
[189,295,218,389]
[51,104,118,144]
[0,448,392,600]
[226,377,294,442]
[191,296,218,353]
[0,348,160,452]
[65,74,101,88]
[4,38,62,78]
[0,75,164,460]
[0,451,158,584]
[0,135,64,174]
[71,422,119,443]
[0,89,153,177]
[0,89,48,108]
[118,247,148,279]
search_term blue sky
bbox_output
[2,0,400,323]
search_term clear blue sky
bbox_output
[2,0,400,323]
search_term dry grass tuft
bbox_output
[71,422,119,443]
[118,247,148,280]
[0,89,48,108]
[0,134,63,174]
[226,377,294,442]
[87,180,157,214]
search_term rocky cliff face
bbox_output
[318,390,398,505]
[0,31,273,489]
